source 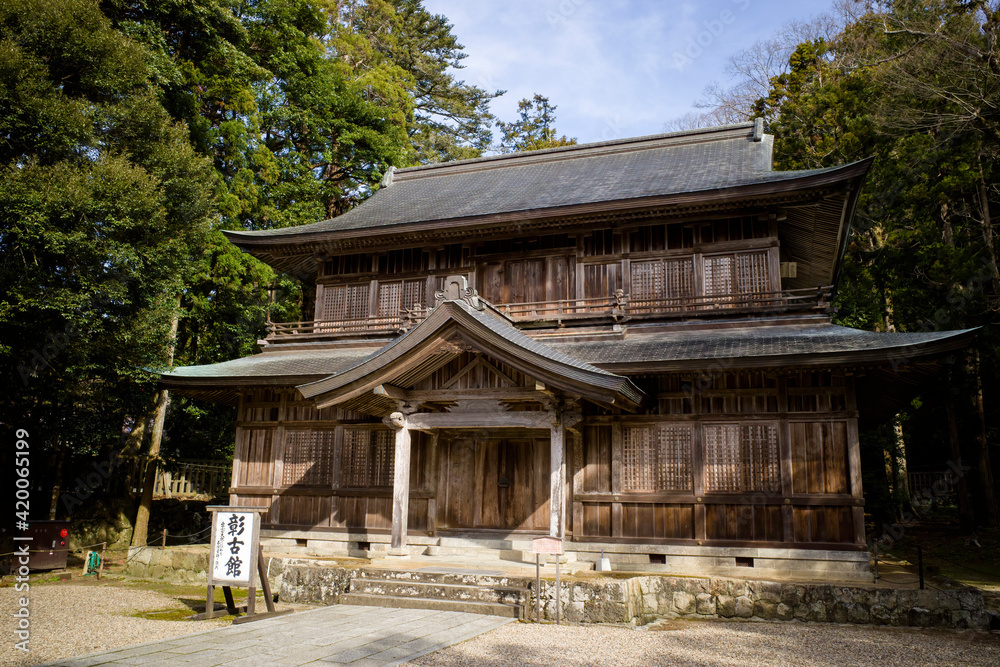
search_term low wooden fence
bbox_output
[155,459,231,498]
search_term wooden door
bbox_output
[440,436,550,531]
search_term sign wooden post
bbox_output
[532,537,564,625]
[196,506,289,623]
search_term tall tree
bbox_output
[0,0,215,513]
[496,94,576,153]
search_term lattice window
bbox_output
[321,283,369,322]
[376,280,425,318]
[630,260,665,300]
[341,428,394,487]
[282,430,336,486]
[736,251,770,295]
[663,258,695,300]
[703,256,735,301]
[704,423,780,492]
[704,252,771,304]
[622,424,693,491]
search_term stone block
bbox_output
[758,581,783,603]
[735,596,754,618]
[696,593,716,615]
[847,604,870,624]
[716,595,736,618]
[877,589,898,610]
[908,607,933,628]
[673,591,696,614]
[776,603,794,621]
[957,589,983,611]
[869,605,891,625]
[915,589,938,610]
[754,600,777,620]
[950,610,972,629]
[939,592,961,611]
[808,601,827,622]
[780,584,800,606]
[830,602,849,624]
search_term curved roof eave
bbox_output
[222,159,873,253]
[296,300,645,411]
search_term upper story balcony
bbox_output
[263,284,834,344]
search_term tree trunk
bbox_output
[965,349,999,528]
[976,156,1000,297]
[131,297,181,548]
[131,388,171,548]
[47,445,65,520]
[892,415,912,515]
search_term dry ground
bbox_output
[406,619,1000,667]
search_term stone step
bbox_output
[350,578,528,605]
[340,593,521,619]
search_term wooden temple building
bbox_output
[162,121,974,581]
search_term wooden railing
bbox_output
[155,459,231,498]
[266,286,833,338]
[267,308,429,339]
[627,285,834,318]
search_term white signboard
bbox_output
[210,509,258,586]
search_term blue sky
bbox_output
[421,0,839,144]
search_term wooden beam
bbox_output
[373,384,410,400]
[406,412,553,430]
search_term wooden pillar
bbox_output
[550,418,565,539]
[845,377,866,545]
[385,412,411,555]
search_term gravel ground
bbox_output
[405,619,1000,667]
[0,582,227,667]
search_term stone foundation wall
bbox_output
[127,551,990,631]
[545,575,990,630]
[125,546,211,583]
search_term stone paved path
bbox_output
[40,605,512,667]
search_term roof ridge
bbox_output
[393,122,757,182]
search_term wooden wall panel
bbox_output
[793,506,853,544]
[621,503,694,539]
[789,421,849,494]
[582,262,622,299]
[705,504,782,542]
[580,502,612,537]
[236,428,274,487]
[581,425,612,493]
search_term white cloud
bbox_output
[421,0,838,143]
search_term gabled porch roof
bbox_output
[296,298,645,413]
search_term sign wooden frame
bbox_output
[197,506,288,623]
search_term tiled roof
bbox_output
[224,124,851,242]
[160,347,378,384]
[546,324,976,369]
[297,300,645,410]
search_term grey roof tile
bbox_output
[546,325,976,366]
[161,348,377,381]
[225,124,845,240]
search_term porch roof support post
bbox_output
[550,416,565,539]
[385,411,411,556]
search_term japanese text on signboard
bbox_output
[211,511,255,584]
